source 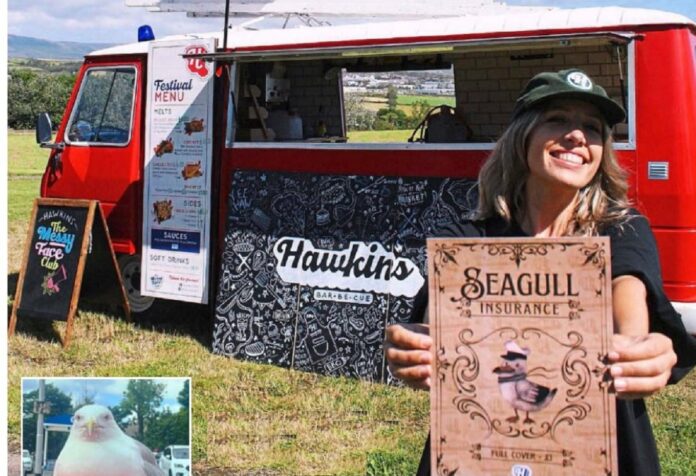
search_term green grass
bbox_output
[8,130,50,176]
[397,95,455,107]
[347,130,413,143]
[6,130,696,475]
[6,129,430,474]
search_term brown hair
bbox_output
[476,107,631,236]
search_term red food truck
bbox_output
[36,6,696,338]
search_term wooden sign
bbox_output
[428,237,617,476]
[9,199,130,346]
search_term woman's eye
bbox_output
[546,115,567,124]
[585,123,602,134]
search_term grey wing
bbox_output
[133,439,165,476]
[515,379,540,403]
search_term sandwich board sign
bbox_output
[427,236,617,476]
[9,199,130,346]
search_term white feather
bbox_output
[54,404,165,476]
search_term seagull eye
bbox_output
[74,415,82,421]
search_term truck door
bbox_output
[41,59,144,255]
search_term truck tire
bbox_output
[117,254,155,313]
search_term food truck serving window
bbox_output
[65,67,137,146]
[228,35,633,148]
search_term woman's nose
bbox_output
[564,127,587,145]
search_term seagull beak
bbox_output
[85,418,96,437]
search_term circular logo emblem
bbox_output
[511,464,533,476]
[566,71,593,90]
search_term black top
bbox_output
[416,211,696,476]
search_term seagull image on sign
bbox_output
[55,404,165,476]
[493,340,557,424]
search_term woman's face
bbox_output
[525,99,605,194]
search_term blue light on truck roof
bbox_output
[138,25,155,42]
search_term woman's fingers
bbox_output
[387,362,432,390]
[384,323,432,390]
[385,346,432,367]
[385,323,432,350]
[609,333,677,399]
[611,374,670,399]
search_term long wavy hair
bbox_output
[476,107,631,236]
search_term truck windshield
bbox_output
[66,67,136,145]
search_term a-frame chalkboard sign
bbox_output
[9,198,131,346]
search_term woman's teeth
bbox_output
[555,152,583,164]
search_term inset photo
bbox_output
[21,377,190,476]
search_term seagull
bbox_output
[55,404,165,476]
[493,340,557,424]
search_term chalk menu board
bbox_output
[16,202,88,321]
[213,171,478,382]
[9,199,130,346]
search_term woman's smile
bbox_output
[526,99,604,192]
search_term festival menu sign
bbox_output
[428,237,617,476]
[142,38,216,303]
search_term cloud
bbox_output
[9,0,222,42]
[22,378,188,413]
[12,0,693,43]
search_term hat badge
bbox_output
[566,71,593,90]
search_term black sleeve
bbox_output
[414,220,486,323]
[607,213,696,383]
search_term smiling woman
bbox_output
[384,69,696,476]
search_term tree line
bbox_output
[344,85,436,132]
[22,380,190,460]
[8,68,76,130]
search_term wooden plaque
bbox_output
[428,237,617,476]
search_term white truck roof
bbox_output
[89,6,695,57]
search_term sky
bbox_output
[21,378,189,414]
[7,0,696,45]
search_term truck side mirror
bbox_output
[36,112,53,144]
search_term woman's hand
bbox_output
[609,333,677,399]
[384,323,432,390]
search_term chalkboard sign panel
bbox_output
[9,199,130,346]
[213,171,478,382]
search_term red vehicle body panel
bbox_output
[40,22,696,308]
[632,29,696,301]
[40,56,147,255]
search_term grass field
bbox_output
[8,130,50,176]
[6,130,696,475]
[354,94,454,115]
[347,130,412,143]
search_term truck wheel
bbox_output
[117,254,155,313]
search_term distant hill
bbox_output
[9,34,115,60]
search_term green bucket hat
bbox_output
[512,69,626,126]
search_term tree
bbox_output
[119,380,165,441]
[143,408,189,451]
[344,94,376,131]
[374,108,408,130]
[408,99,432,128]
[177,381,190,409]
[8,69,75,129]
[386,85,398,111]
[22,384,73,459]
